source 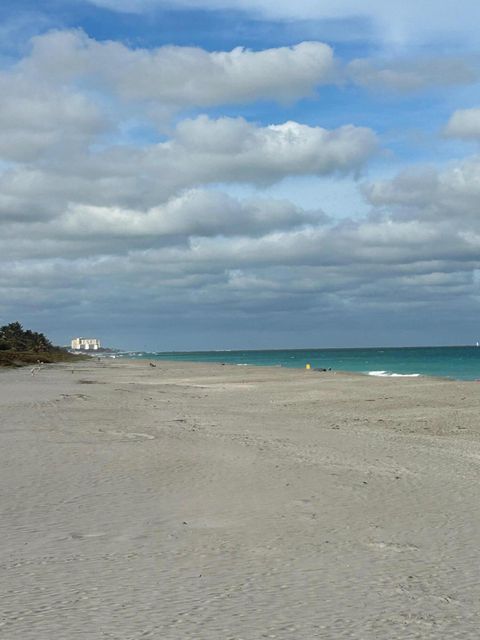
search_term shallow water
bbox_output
[116,346,480,380]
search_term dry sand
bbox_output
[1,359,479,639]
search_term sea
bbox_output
[113,346,480,381]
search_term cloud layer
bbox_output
[1,25,480,347]
[85,0,480,47]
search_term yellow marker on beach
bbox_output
[305,363,311,370]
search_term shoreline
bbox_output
[1,358,480,638]
[93,343,480,381]
[101,355,469,383]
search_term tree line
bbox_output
[0,322,57,352]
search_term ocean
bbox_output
[115,346,480,381]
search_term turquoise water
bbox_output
[116,346,480,380]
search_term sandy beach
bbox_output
[1,359,479,639]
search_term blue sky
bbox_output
[1,0,480,349]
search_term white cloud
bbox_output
[0,116,377,221]
[363,158,480,222]
[25,30,335,107]
[168,116,378,183]
[444,108,480,140]
[55,190,322,239]
[0,73,106,162]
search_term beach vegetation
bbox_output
[0,321,85,367]
[0,321,53,352]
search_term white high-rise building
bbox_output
[71,337,101,351]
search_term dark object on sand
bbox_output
[149,362,156,367]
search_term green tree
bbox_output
[0,322,54,352]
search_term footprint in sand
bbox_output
[69,532,107,540]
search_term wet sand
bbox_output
[1,359,479,639]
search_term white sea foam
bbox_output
[368,370,420,378]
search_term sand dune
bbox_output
[1,359,479,639]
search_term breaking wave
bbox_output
[368,370,420,378]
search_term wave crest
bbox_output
[368,370,420,378]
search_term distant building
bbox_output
[71,337,101,351]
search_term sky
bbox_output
[1,0,480,350]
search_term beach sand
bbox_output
[1,359,479,639]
